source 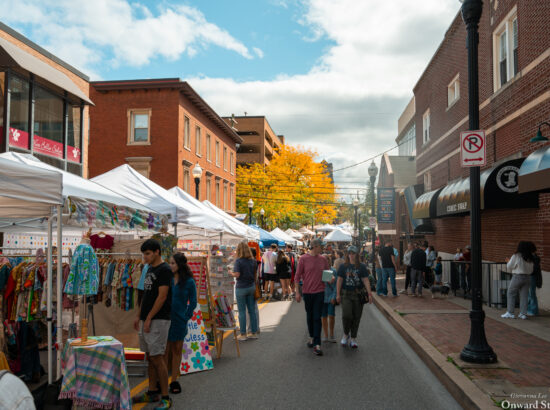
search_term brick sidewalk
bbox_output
[378,275,550,408]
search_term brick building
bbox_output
[0,22,92,176]
[88,79,242,214]
[408,1,550,305]
[223,115,284,166]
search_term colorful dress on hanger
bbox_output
[64,244,99,296]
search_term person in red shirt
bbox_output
[294,238,329,356]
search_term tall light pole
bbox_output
[248,198,254,226]
[260,208,265,229]
[353,198,359,247]
[368,161,378,280]
[460,0,497,364]
[192,163,202,200]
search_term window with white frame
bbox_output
[447,75,460,107]
[183,168,190,193]
[493,8,518,91]
[230,186,234,211]
[215,141,220,166]
[206,177,211,201]
[223,146,228,171]
[184,116,190,149]
[206,134,211,161]
[195,126,201,155]
[424,172,432,191]
[230,152,234,174]
[127,109,151,145]
[223,184,228,210]
[215,181,220,206]
[422,109,430,144]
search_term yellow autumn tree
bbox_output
[236,145,337,229]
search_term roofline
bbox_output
[222,115,282,145]
[0,22,90,81]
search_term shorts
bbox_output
[265,273,278,282]
[321,302,335,317]
[138,319,171,357]
[435,274,442,283]
[278,271,291,280]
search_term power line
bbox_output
[236,194,346,207]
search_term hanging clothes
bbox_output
[64,244,99,296]
[90,234,114,251]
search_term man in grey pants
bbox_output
[410,243,427,297]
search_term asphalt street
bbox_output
[131,299,463,410]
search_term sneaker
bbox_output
[237,334,248,341]
[247,333,259,339]
[306,338,314,348]
[340,334,349,346]
[154,397,172,410]
[518,314,528,320]
[350,338,358,348]
[501,312,515,319]
[322,336,329,343]
[132,390,160,404]
[526,312,536,317]
[411,293,417,297]
[329,336,337,343]
[399,289,408,295]
[313,345,323,356]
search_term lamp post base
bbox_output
[460,310,498,363]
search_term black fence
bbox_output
[440,260,512,308]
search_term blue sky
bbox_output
[0,0,461,195]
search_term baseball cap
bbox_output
[347,245,358,254]
[310,238,326,248]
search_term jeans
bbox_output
[527,274,539,316]
[375,268,384,295]
[303,292,324,346]
[236,286,258,335]
[341,289,363,338]
[379,267,397,296]
[405,266,411,290]
[507,274,530,316]
[410,268,424,295]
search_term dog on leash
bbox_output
[430,283,451,299]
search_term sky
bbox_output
[0,0,461,200]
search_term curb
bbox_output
[373,295,496,409]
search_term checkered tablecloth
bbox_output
[59,338,131,410]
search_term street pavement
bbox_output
[131,299,463,410]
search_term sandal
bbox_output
[169,381,182,394]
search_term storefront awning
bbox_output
[518,146,550,194]
[0,37,93,105]
[412,187,442,219]
[436,158,538,217]
[404,185,434,233]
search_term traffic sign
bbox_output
[368,217,376,228]
[460,130,486,167]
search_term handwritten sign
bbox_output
[180,307,214,375]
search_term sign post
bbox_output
[368,217,376,228]
[460,130,486,167]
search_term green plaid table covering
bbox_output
[59,338,131,410]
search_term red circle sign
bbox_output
[463,133,484,153]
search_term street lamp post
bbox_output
[260,208,265,229]
[460,0,497,364]
[353,198,359,248]
[248,199,254,226]
[368,161,378,279]
[192,163,202,200]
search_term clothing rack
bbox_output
[95,252,143,257]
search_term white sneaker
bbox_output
[501,312,515,319]
[340,334,349,346]
[518,314,528,320]
[322,337,329,343]
[350,338,358,348]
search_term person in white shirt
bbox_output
[0,370,36,409]
[501,241,535,320]
[262,244,278,299]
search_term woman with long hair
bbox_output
[231,242,259,340]
[502,241,535,320]
[336,246,373,348]
[276,250,292,300]
[165,253,197,394]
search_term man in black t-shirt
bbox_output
[132,239,173,408]
[378,241,398,297]
[410,242,427,297]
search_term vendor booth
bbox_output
[324,228,353,243]
[270,228,303,247]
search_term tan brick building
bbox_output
[223,115,284,166]
[0,22,92,176]
[88,79,242,214]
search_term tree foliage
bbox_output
[236,145,337,229]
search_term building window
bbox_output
[447,75,460,107]
[127,109,151,144]
[493,8,518,91]
[230,152,234,174]
[215,141,220,166]
[35,85,64,164]
[398,125,416,156]
[206,177,211,201]
[424,172,432,191]
[223,184,228,210]
[9,75,30,150]
[230,186,234,211]
[195,126,201,155]
[223,146,228,171]
[126,157,152,178]
[184,168,190,193]
[215,181,220,207]
[184,116,190,149]
[206,134,211,161]
[422,109,430,144]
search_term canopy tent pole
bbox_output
[46,215,53,385]
[56,205,63,379]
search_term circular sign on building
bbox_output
[496,165,520,193]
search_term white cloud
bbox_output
[253,47,265,59]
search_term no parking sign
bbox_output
[460,130,486,167]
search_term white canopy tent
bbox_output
[201,200,260,241]
[324,228,353,243]
[299,227,315,235]
[271,228,303,246]
[316,224,337,232]
[285,228,303,240]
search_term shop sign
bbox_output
[34,134,63,158]
[67,145,81,162]
[0,126,30,149]
[496,165,519,193]
[377,188,395,224]
[446,202,468,213]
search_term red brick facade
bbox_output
[413,1,550,270]
[88,79,241,213]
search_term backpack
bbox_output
[533,255,542,289]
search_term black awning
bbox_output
[518,146,550,193]
[412,187,442,219]
[404,185,434,233]
[436,158,538,217]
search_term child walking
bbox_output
[321,268,337,343]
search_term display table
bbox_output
[59,337,131,410]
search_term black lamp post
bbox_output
[248,198,254,226]
[192,163,202,200]
[260,208,265,229]
[353,198,359,247]
[460,0,497,364]
[368,161,378,279]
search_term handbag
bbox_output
[351,269,369,304]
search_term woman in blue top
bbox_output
[231,242,259,341]
[165,253,197,395]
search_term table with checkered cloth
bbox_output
[59,338,131,410]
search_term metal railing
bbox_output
[440,260,512,308]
